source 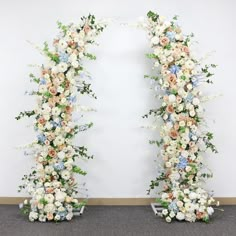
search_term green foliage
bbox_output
[204,132,218,153]
[29,73,40,83]
[143,107,166,118]
[39,198,48,205]
[147,173,165,195]
[146,53,160,62]
[79,81,97,98]
[156,198,169,208]
[147,11,159,22]
[201,64,217,81]
[74,146,94,159]
[19,203,31,215]
[149,139,164,147]
[43,42,60,64]
[144,74,159,81]
[84,53,96,60]
[15,110,35,120]
[72,166,87,175]
[57,21,68,35]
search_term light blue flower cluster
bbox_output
[40,78,46,85]
[54,162,65,171]
[177,156,188,169]
[168,201,178,213]
[67,95,77,103]
[59,53,69,63]
[166,31,176,42]
[37,133,46,143]
[169,65,180,74]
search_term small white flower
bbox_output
[207,207,214,215]
[192,97,200,106]
[58,39,68,49]
[58,62,68,72]
[162,209,168,216]
[66,213,73,221]
[185,60,195,69]
[185,166,192,172]
[61,170,70,180]
[165,216,172,223]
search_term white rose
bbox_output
[165,162,172,168]
[185,60,195,69]
[45,194,54,203]
[185,166,192,172]
[151,36,159,45]
[55,191,66,202]
[58,39,68,49]
[184,189,190,195]
[192,97,200,106]
[168,94,176,103]
[187,83,193,90]
[71,61,79,68]
[54,214,60,221]
[39,85,47,93]
[58,151,65,159]
[165,216,172,223]
[66,213,73,221]
[189,110,196,117]
[44,203,55,213]
[169,211,175,218]
[176,212,185,221]
[189,192,197,200]
[177,201,183,208]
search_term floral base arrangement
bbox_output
[141,11,219,223]
[17,15,106,222]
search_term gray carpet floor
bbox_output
[0,205,235,236]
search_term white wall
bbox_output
[0,0,235,198]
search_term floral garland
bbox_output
[16,14,106,222]
[141,11,219,223]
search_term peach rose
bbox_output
[47,213,54,221]
[160,37,170,46]
[38,117,46,125]
[46,187,54,194]
[65,106,73,114]
[48,149,57,158]
[169,129,179,139]
[49,86,57,96]
[84,24,91,34]
[167,73,177,85]
[182,46,190,54]
[166,104,174,113]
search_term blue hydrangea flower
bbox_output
[168,201,178,213]
[54,162,65,171]
[37,134,46,143]
[68,95,77,103]
[185,94,193,102]
[166,31,176,42]
[177,156,188,169]
[39,78,46,85]
[58,211,67,221]
[169,65,180,74]
[59,53,69,63]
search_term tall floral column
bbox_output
[142,11,218,223]
[16,15,106,222]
